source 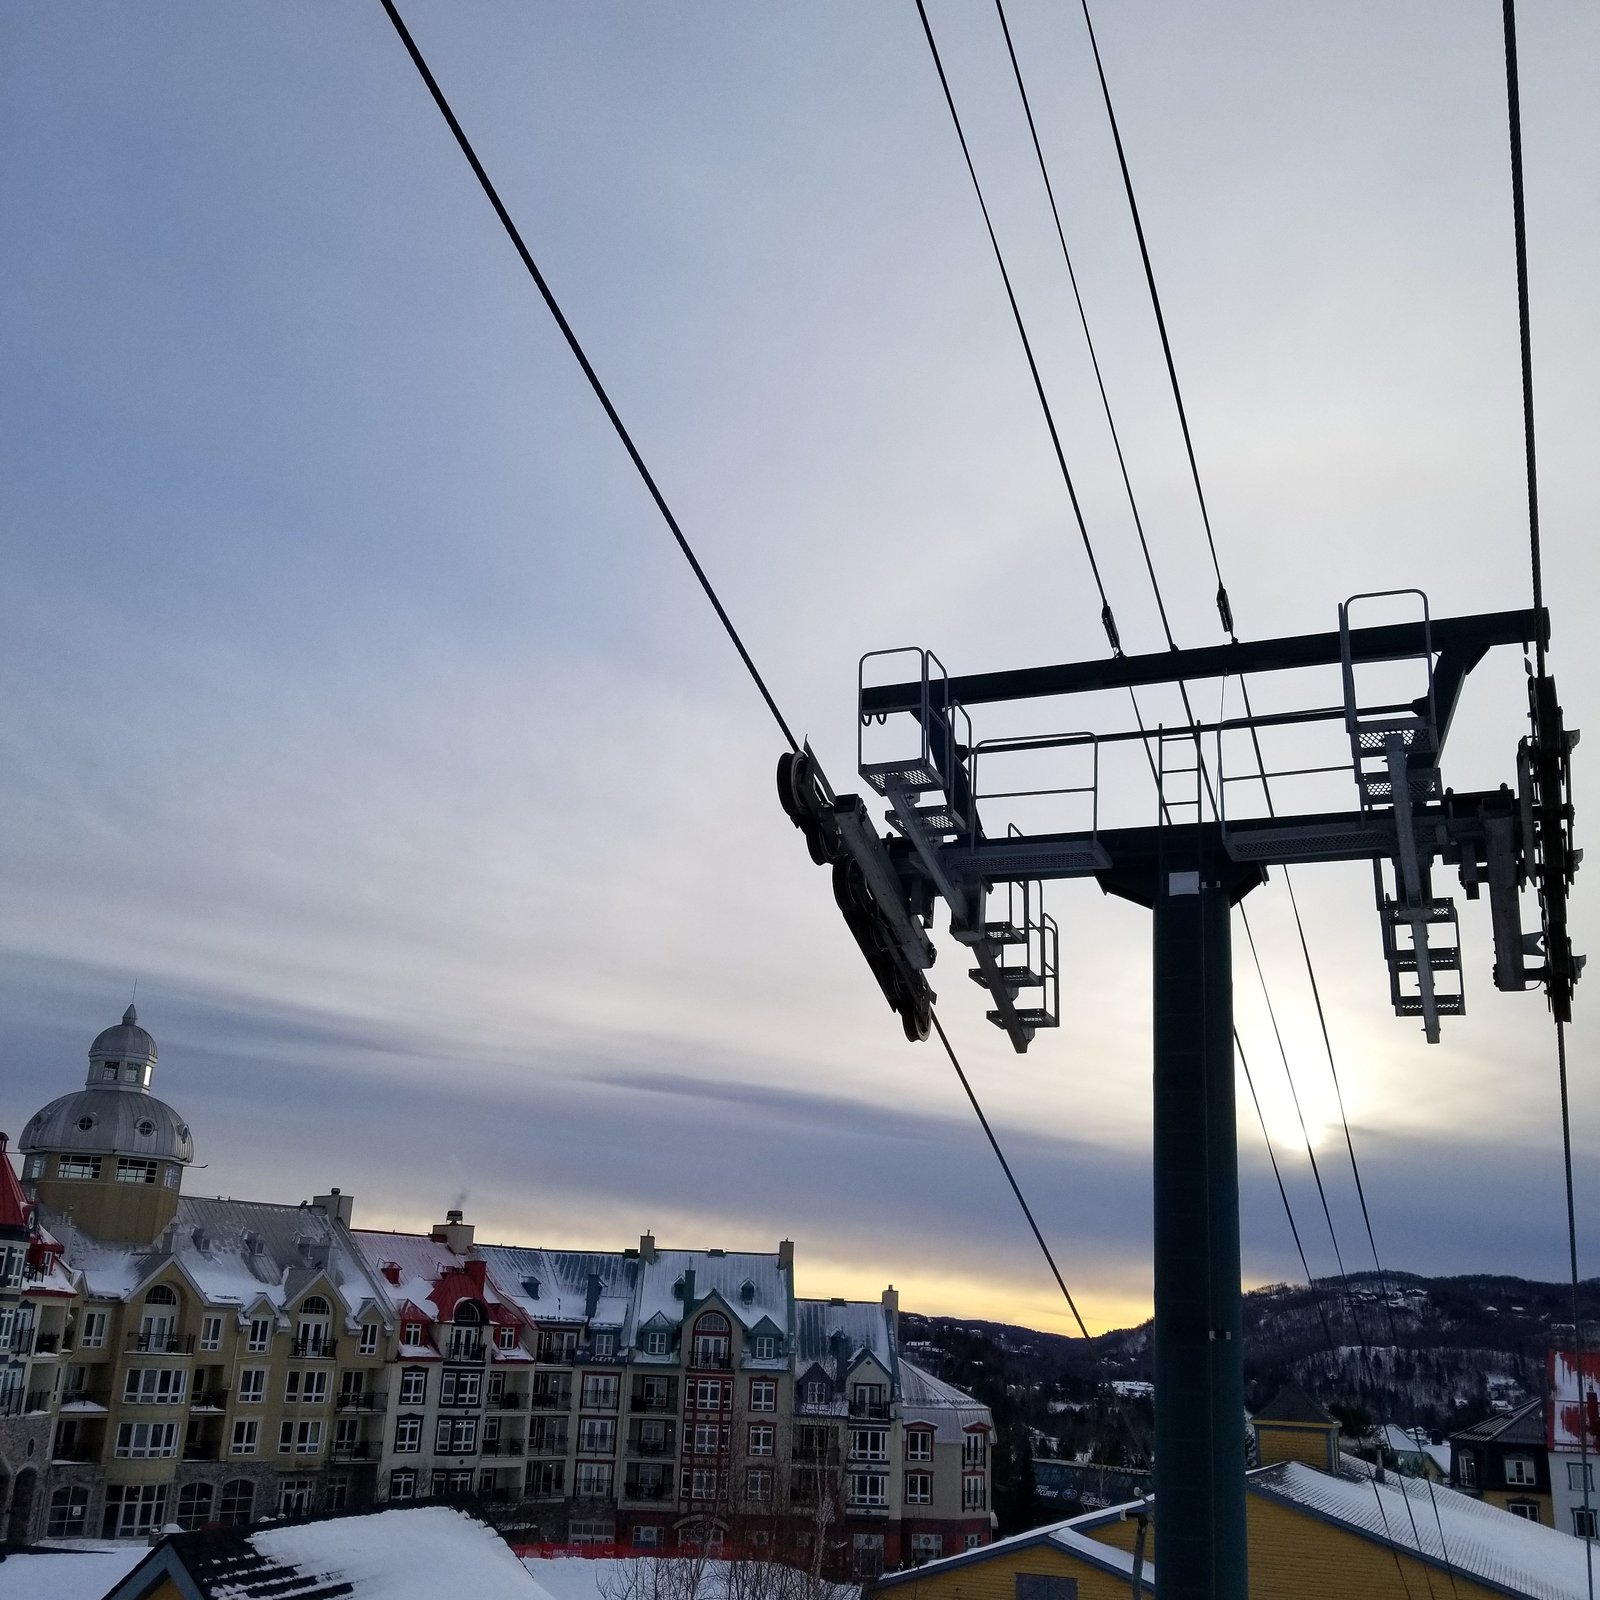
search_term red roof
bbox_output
[0,1133,32,1236]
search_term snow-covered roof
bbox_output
[636,1249,791,1335]
[109,1506,541,1600]
[474,1245,636,1329]
[0,1544,147,1600]
[795,1298,892,1373]
[1253,1458,1593,1600]
[876,1507,1151,1592]
[898,1359,991,1443]
[52,1196,392,1323]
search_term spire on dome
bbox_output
[123,1003,138,1026]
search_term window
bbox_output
[57,1156,101,1180]
[690,1378,727,1410]
[852,1534,885,1579]
[593,1331,616,1357]
[284,1370,329,1405]
[849,1472,887,1508]
[359,1322,380,1355]
[750,1379,776,1413]
[402,1321,424,1347]
[115,1421,179,1458]
[852,1382,886,1412]
[231,1419,259,1455]
[692,1422,728,1454]
[389,1470,417,1502]
[278,1478,315,1517]
[247,1318,271,1353]
[144,1285,177,1305]
[1575,1506,1599,1539]
[123,1368,186,1405]
[910,1533,943,1563]
[219,1480,255,1527]
[24,1154,44,1179]
[749,1423,774,1456]
[689,1467,719,1500]
[339,1369,367,1407]
[327,1474,351,1511]
[906,1429,933,1460]
[1457,1452,1477,1488]
[643,1329,669,1356]
[116,1158,159,1185]
[496,1325,518,1350]
[1505,1455,1537,1486]
[804,1379,829,1405]
[571,1518,617,1545]
[176,1483,214,1531]
[752,1336,777,1361]
[692,1312,731,1367]
[441,1369,481,1407]
[905,1472,932,1504]
[436,1416,478,1454]
[47,1486,90,1538]
[79,1310,107,1349]
[851,1427,888,1461]
[1570,1462,1597,1492]
[238,1368,266,1404]
[1507,1499,1541,1521]
[395,1415,423,1453]
[746,1468,773,1501]
[103,1484,168,1539]
[278,1419,324,1455]
[1015,1578,1077,1600]
[576,1462,614,1498]
[963,1474,987,1511]
[528,1461,566,1497]
[579,1417,617,1453]
[200,1315,223,1351]
[582,1373,619,1410]
[964,1431,988,1466]
[399,1367,427,1406]
[164,1164,180,1188]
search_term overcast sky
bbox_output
[2,3,1596,1333]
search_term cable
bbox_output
[992,0,1174,654]
[913,0,1123,657]
[931,1009,1093,1343]
[377,0,798,756]
[1075,0,1232,640]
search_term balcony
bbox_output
[53,1442,102,1464]
[24,1390,51,1415]
[848,1399,891,1421]
[446,1338,486,1363]
[623,1478,675,1501]
[332,1441,376,1462]
[528,1435,569,1458]
[126,1332,195,1355]
[528,1390,571,1411]
[688,1353,732,1371]
[630,1392,676,1413]
[570,1346,627,1367]
[628,1436,676,1458]
[292,1337,338,1360]
[32,1331,62,1356]
[182,1441,222,1462]
[336,1391,387,1414]
[482,1439,526,1457]
[491,1391,526,1410]
[189,1390,230,1411]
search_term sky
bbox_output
[2,2,1597,1334]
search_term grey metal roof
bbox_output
[88,1004,157,1065]
[1451,1398,1545,1445]
[20,1086,193,1162]
[1253,1384,1337,1426]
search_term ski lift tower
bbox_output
[779,594,1578,1600]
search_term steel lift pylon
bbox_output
[779,597,1579,1600]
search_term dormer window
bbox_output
[296,1295,333,1356]
[402,1321,424,1347]
[496,1325,518,1351]
[753,1336,777,1361]
[740,1280,756,1306]
[691,1313,730,1368]
[594,1332,616,1357]
[643,1329,669,1356]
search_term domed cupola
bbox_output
[19,1006,193,1244]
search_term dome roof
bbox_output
[19,1087,193,1163]
[88,1004,157,1067]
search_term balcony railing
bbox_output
[490,1391,526,1410]
[182,1441,221,1462]
[292,1337,338,1360]
[570,1346,627,1367]
[332,1442,375,1461]
[126,1332,196,1354]
[24,1390,51,1414]
[482,1439,526,1457]
[848,1399,891,1420]
[528,1390,571,1411]
[336,1391,387,1413]
[628,1434,676,1457]
[32,1332,62,1355]
[447,1338,487,1363]
[688,1352,733,1371]
[630,1393,676,1413]
[53,1442,101,1463]
[189,1390,231,1410]
[528,1435,569,1457]
[623,1479,675,1501]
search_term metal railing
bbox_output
[446,1338,486,1362]
[623,1479,675,1501]
[491,1391,526,1410]
[292,1336,339,1359]
[528,1390,571,1411]
[126,1332,195,1354]
[630,1392,676,1413]
[848,1399,890,1420]
[336,1391,387,1413]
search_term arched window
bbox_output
[176,1482,214,1530]
[692,1312,730,1368]
[219,1480,255,1528]
[145,1285,177,1306]
[300,1295,331,1316]
[453,1301,482,1324]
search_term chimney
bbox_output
[312,1187,355,1228]
[882,1284,899,1342]
[430,1209,474,1254]
[639,1233,657,1264]
[586,1273,605,1320]
[777,1239,794,1271]
[682,1267,696,1308]
[465,1259,487,1291]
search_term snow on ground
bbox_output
[0,1543,147,1600]
[523,1556,670,1600]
